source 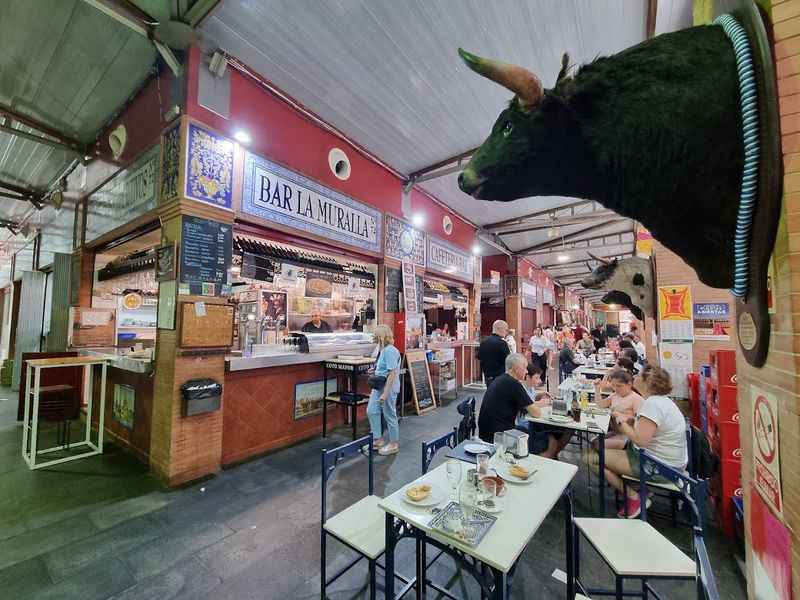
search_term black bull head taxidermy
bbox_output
[457,27,745,290]
[580,255,654,321]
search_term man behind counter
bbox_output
[301,311,333,333]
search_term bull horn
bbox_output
[587,252,613,265]
[458,48,542,107]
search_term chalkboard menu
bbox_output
[385,266,402,312]
[180,216,232,296]
[406,350,436,414]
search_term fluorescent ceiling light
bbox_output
[234,130,251,144]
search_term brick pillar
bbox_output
[148,198,232,487]
[737,1,800,597]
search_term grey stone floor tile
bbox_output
[44,514,164,581]
[0,557,52,599]
[24,557,135,600]
[0,514,99,571]
[119,521,234,581]
[108,557,222,600]
[89,492,170,530]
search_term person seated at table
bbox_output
[594,368,643,450]
[576,331,594,355]
[522,363,573,459]
[478,355,569,459]
[584,365,688,518]
[594,356,637,393]
[559,337,580,381]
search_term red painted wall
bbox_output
[185,48,475,250]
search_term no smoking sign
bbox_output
[751,386,783,515]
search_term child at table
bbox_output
[594,368,643,450]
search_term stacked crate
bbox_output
[707,349,741,537]
[698,364,711,433]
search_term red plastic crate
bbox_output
[707,399,716,432]
[714,385,739,417]
[687,373,701,428]
[719,458,743,496]
[710,349,737,387]
[712,420,742,461]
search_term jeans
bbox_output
[367,387,399,443]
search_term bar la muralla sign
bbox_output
[242,152,382,253]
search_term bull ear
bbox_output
[587,252,612,266]
[556,53,570,83]
[632,273,645,286]
[458,48,543,108]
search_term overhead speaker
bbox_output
[209,50,228,78]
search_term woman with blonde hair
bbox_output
[367,324,402,455]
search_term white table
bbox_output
[22,356,108,470]
[574,365,613,379]
[527,406,612,516]
[380,456,578,599]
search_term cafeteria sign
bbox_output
[693,302,731,340]
[242,151,382,254]
[427,236,473,281]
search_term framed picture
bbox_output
[113,384,135,430]
[156,242,177,282]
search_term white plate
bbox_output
[463,443,492,454]
[496,459,537,484]
[548,414,574,423]
[402,483,446,507]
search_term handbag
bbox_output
[367,374,387,391]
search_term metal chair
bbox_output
[574,449,717,600]
[321,435,412,600]
[620,422,694,525]
[421,427,458,474]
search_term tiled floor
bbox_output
[0,386,746,599]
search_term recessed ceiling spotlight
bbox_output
[234,130,251,144]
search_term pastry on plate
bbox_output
[509,464,531,480]
[405,483,432,502]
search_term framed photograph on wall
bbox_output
[156,242,177,282]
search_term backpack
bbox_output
[456,397,476,443]
[691,426,719,480]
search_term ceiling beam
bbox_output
[493,211,618,236]
[538,252,630,268]
[408,147,478,182]
[0,179,42,199]
[483,200,599,231]
[522,235,635,256]
[515,219,629,254]
[0,103,89,155]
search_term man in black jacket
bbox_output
[477,319,510,388]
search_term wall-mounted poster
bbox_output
[384,215,425,266]
[260,290,287,329]
[185,123,234,209]
[658,342,692,398]
[156,243,177,282]
[405,313,424,351]
[241,151,382,253]
[112,384,135,430]
[294,378,338,420]
[692,302,731,339]
[657,285,693,342]
[752,385,783,516]
[304,270,334,298]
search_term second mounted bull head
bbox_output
[580,254,654,321]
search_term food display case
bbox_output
[294,331,376,355]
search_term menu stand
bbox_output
[322,357,375,440]
[22,356,108,470]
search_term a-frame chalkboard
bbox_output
[406,350,436,415]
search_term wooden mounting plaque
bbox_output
[179,302,234,348]
[406,350,436,415]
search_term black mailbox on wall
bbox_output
[181,378,222,417]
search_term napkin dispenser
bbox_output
[503,429,529,458]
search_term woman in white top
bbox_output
[528,327,550,385]
[505,328,518,354]
[586,364,688,518]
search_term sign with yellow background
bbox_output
[658,285,694,342]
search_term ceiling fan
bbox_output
[83,0,199,76]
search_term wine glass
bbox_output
[460,485,477,527]
[493,432,506,462]
[476,453,490,477]
[481,477,498,509]
[445,460,462,501]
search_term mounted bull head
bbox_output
[580,255,654,321]
[457,26,742,290]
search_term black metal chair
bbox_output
[574,448,717,600]
[421,427,458,474]
[320,435,413,599]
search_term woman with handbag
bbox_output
[367,324,402,455]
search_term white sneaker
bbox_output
[378,443,399,456]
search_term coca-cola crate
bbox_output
[711,385,740,422]
[706,398,716,433]
[711,420,742,461]
[687,373,701,428]
[710,349,737,387]
[720,458,743,495]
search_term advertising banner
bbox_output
[693,302,731,339]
